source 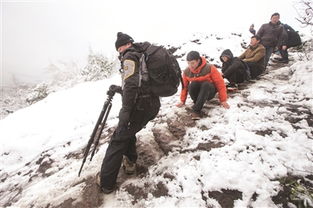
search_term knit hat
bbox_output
[186,51,201,61]
[115,32,134,50]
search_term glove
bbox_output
[107,85,122,96]
[249,24,256,35]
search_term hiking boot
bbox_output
[274,57,282,60]
[226,83,238,91]
[226,82,238,88]
[191,111,201,120]
[276,59,289,64]
[185,106,193,112]
[122,156,136,175]
[96,172,116,194]
[272,58,289,64]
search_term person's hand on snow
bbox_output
[221,101,230,109]
[176,102,185,108]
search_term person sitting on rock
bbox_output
[239,35,266,79]
[176,51,229,120]
[220,49,249,90]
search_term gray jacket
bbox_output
[257,22,284,47]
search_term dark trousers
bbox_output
[225,71,245,84]
[246,62,263,79]
[280,48,289,60]
[189,81,217,112]
[264,46,274,67]
[100,95,160,189]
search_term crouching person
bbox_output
[239,35,266,79]
[176,51,229,120]
[220,49,249,89]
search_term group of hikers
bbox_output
[95,12,301,194]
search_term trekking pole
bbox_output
[89,99,112,161]
[78,85,122,177]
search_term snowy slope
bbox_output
[0,33,312,208]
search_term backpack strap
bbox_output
[138,45,162,87]
[138,53,149,87]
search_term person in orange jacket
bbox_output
[176,51,230,119]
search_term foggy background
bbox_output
[1,0,303,87]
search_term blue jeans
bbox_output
[280,48,289,60]
[264,46,274,67]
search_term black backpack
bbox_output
[138,43,182,97]
[284,24,302,47]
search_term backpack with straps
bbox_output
[283,24,302,48]
[138,42,182,97]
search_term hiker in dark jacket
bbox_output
[239,35,266,79]
[98,32,160,194]
[220,49,248,88]
[257,13,284,67]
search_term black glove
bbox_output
[107,85,122,96]
[249,24,256,35]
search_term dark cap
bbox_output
[271,12,280,18]
[115,32,134,50]
[187,51,201,61]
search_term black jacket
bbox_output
[281,23,301,47]
[117,42,158,129]
[220,49,247,79]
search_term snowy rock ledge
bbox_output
[0,38,312,208]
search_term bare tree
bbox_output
[294,0,313,27]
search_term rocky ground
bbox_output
[1,36,312,207]
[1,60,312,207]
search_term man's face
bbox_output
[188,59,201,70]
[270,15,280,24]
[250,37,260,46]
[117,43,131,53]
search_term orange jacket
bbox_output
[180,57,227,103]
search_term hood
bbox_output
[220,49,233,63]
[133,41,152,52]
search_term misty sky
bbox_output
[1,0,302,86]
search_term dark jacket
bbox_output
[281,23,301,47]
[220,49,247,80]
[257,22,284,47]
[118,42,159,129]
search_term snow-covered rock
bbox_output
[1,33,312,208]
